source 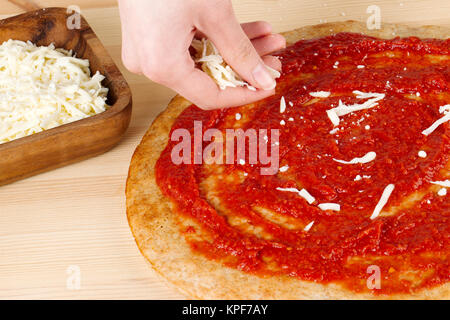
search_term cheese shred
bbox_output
[431,180,450,188]
[304,221,315,231]
[309,91,331,98]
[326,91,385,126]
[422,105,450,136]
[333,151,376,165]
[276,187,316,204]
[191,38,280,90]
[370,184,395,220]
[318,203,341,211]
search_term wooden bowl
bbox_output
[0,7,132,186]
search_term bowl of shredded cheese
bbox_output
[0,7,132,186]
[0,40,110,144]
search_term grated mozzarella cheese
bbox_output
[309,91,331,98]
[0,40,109,144]
[370,184,395,220]
[304,221,315,231]
[422,104,450,136]
[430,180,450,188]
[191,38,280,91]
[326,91,385,126]
[276,187,316,204]
[280,96,286,113]
[298,189,316,204]
[333,151,376,165]
[318,203,341,211]
[418,150,427,158]
[326,109,341,126]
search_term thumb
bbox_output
[201,9,277,91]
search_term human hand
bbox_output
[118,0,286,109]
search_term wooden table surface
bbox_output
[0,0,448,299]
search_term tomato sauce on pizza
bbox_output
[155,33,449,294]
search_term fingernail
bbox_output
[252,63,276,91]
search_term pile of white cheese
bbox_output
[191,38,280,90]
[0,40,109,144]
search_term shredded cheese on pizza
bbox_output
[276,187,316,204]
[191,38,280,90]
[422,104,450,136]
[431,180,450,188]
[0,40,109,144]
[309,91,331,98]
[280,96,286,113]
[418,150,427,158]
[304,221,315,231]
[326,91,385,126]
[333,151,376,165]
[318,203,341,211]
[370,184,395,220]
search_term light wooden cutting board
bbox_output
[0,0,448,299]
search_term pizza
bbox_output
[126,21,449,299]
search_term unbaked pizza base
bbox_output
[126,21,449,300]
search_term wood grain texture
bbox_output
[7,0,40,11]
[0,0,448,300]
[232,0,450,30]
[0,8,132,186]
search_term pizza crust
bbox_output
[126,21,450,299]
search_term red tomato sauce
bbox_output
[155,33,449,294]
